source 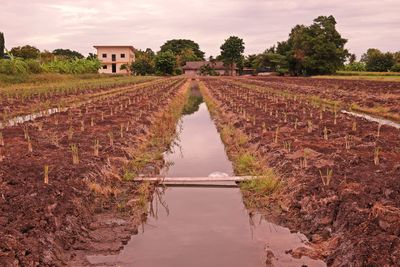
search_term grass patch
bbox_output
[199,81,281,203]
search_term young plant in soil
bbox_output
[0,132,4,146]
[70,144,79,165]
[94,140,100,157]
[44,165,49,184]
[319,168,333,186]
[374,147,380,165]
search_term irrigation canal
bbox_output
[87,83,325,266]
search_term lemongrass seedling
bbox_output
[307,120,313,133]
[68,126,74,140]
[284,112,287,123]
[70,144,79,165]
[352,121,357,131]
[274,127,279,144]
[333,113,337,125]
[101,112,104,121]
[0,132,4,146]
[126,121,130,132]
[319,169,333,186]
[108,132,114,146]
[94,140,100,156]
[374,147,380,165]
[283,141,292,152]
[23,125,29,140]
[27,136,33,153]
[345,135,351,150]
[301,149,310,168]
[91,117,95,127]
[120,124,124,138]
[377,124,382,138]
[44,165,49,184]
[80,120,85,131]
[323,127,328,140]
[319,110,323,120]
[294,118,298,129]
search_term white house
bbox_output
[94,45,135,74]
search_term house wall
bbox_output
[96,47,135,74]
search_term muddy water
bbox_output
[87,85,326,267]
[160,89,234,177]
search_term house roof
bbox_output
[183,61,237,70]
[93,45,135,51]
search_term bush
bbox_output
[344,62,366,72]
[0,58,29,75]
[42,58,101,74]
[390,63,400,72]
[25,59,43,74]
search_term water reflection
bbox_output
[161,83,233,177]
[88,187,326,267]
[182,85,203,115]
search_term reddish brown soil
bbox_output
[202,78,400,266]
[0,78,185,266]
[234,76,400,120]
[0,78,160,119]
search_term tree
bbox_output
[0,32,4,58]
[10,45,40,59]
[155,50,176,75]
[39,50,55,63]
[349,54,356,64]
[177,48,201,66]
[271,16,348,75]
[87,53,97,60]
[244,54,258,69]
[220,36,245,75]
[130,55,155,75]
[361,48,395,71]
[254,52,288,74]
[52,48,84,59]
[160,39,205,60]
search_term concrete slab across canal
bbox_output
[134,176,255,187]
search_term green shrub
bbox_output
[343,62,366,72]
[25,59,43,74]
[391,63,400,72]
[0,58,29,74]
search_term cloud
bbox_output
[0,0,399,57]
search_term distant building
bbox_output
[94,45,135,74]
[182,61,238,76]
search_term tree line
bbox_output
[1,15,399,77]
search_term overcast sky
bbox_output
[1,0,399,59]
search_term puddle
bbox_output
[0,107,68,129]
[87,83,326,267]
[341,110,400,129]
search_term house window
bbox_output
[120,53,125,58]
[102,65,107,69]
[102,53,107,58]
